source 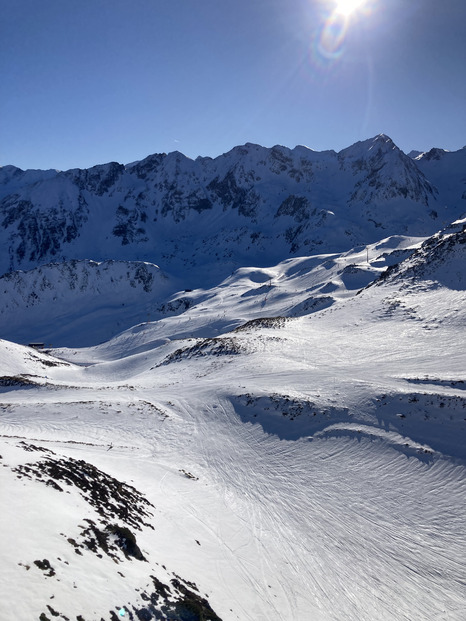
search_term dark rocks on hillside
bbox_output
[275,195,310,222]
[13,448,154,530]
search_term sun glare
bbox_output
[334,0,366,16]
[312,0,374,63]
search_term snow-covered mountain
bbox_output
[1,135,464,280]
[1,136,465,620]
[0,260,176,347]
[414,146,466,213]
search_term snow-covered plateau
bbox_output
[0,136,465,620]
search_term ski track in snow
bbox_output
[2,377,465,620]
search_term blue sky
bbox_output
[1,0,465,170]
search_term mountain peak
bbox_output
[417,147,448,161]
[338,134,398,158]
[371,133,397,149]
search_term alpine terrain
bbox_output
[0,134,465,621]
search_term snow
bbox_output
[0,260,175,347]
[1,220,466,620]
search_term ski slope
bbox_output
[1,227,465,620]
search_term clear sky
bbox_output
[1,0,465,170]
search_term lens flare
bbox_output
[311,0,375,65]
[316,12,349,60]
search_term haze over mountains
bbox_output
[1,135,465,620]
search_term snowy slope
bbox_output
[374,216,466,290]
[0,260,175,347]
[1,216,465,620]
[0,233,423,348]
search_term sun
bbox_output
[334,0,367,16]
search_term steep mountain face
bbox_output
[1,135,463,278]
[414,146,466,213]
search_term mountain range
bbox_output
[1,135,465,276]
